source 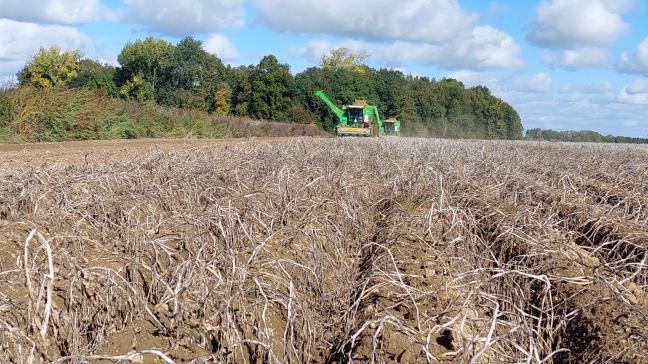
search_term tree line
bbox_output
[12,36,524,139]
[526,128,648,144]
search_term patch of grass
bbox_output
[0,127,9,143]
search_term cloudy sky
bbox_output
[1,0,647,136]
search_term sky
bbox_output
[1,0,647,137]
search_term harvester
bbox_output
[315,90,400,137]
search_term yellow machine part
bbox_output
[337,127,372,137]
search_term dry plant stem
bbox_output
[0,138,646,363]
[22,229,55,342]
[56,349,175,363]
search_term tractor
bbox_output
[315,91,400,137]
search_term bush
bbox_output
[111,119,142,139]
[100,112,143,139]
[0,85,13,126]
[0,86,327,143]
[286,105,316,124]
[7,86,107,141]
[182,116,216,138]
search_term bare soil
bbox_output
[0,137,302,166]
[0,137,646,363]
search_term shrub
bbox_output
[1,86,327,143]
[0,84,14,126]
[100,112,143,139]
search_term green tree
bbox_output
[235,55,293,121]
[118,74,155,102]
[117,37,175,100]
[18,46,81,88]
[501,103,523,139]
[523,129,648,143]
[292,67,337,132]
[156,36,230,112]
[69,59,118,97]
[171,37,208,90]
[292,63,523,139]
[376,69,417,123]
[232,65,254,117]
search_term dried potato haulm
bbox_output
[0,138,647,363]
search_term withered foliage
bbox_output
[0,138,646,363]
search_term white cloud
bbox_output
[626,78,648,94]
[444,70,497,88]
[558,93,586,102]
[204,34,239,62]
[0,19,89,61]
[617,89,648,105]
[264,1,521,71]
[616,36,648,74]
[618,79,648,105]
[298,26,523,70]
[553,47,608,70]
[476,75,647,136]
[0,0,102,24]
[500,89,647,136]
[509,73,553,93]
[254,0,476,44]
[0,19,89,79]
[123,0,245,35]
[528,0,631,49]
[0,60,23,82]
[558,81,615,94]
[381,69,647,136]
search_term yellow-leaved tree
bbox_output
[18,46,81,88]
[213,83,232,116]
[319,48,369,74]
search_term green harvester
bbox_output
[315,91,400,137]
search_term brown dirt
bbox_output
[0,138,647,363]
[0,137,305,167]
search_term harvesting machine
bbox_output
[315,91,400,137]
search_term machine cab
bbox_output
[346,106,367,126]
[345,100,370,127]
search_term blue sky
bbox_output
[1,0,647,136]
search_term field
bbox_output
[0,137,647,363]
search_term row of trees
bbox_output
[16,37,524,139]
[526,128,648,144]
